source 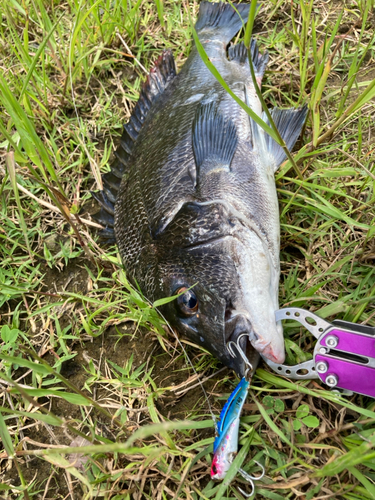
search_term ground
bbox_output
[0,0,375,499]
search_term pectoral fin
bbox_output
[192,102,238,186]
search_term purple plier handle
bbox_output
[263,307,375,399]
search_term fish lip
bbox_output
[260,341,285,364]
[251,338,271,353]
[249,334,285,364]
[225,312,253,342]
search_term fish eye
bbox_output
[176,287,198,316]
[212,464,217,474]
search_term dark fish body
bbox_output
[93,2,306,377]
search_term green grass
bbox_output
[1,0,375,498]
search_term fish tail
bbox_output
[195,1,250,45]
[92,50,176,241]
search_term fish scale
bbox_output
[93,1,307,377]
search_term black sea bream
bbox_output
[93,1,307,377]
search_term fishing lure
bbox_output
[211,334,264,497]
[211,376,250,480]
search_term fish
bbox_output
[92,1,307,378]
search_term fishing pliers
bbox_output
[263,307,375,398]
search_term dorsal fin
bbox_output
[118,49,176,165]
[228,40,269,82]
[92,50,176,240]
[192,102,238,186]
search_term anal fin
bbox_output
[192,102,238,185]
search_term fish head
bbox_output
[222,227,285,369]
[154,203,284,377]
[157,248,251,376]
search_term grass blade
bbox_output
[190,25,279,142]
[6,152,32,257]
[0,412,15,458]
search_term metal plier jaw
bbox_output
[263,307,375,399]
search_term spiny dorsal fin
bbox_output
[90,190,116,243]
[92,50,176,240]
[228,40,269,81]
[228,40,248,64]
[251,106,308,170]
[195,1,250,45]
[192,102,238,185]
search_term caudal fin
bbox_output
[195,1,250,45]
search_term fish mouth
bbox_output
[256,338,285,364]
[225,311,284,377]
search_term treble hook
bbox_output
[237,462,266,497]
[238,479,254,498]
[227,332,254,380]
[240,461,265,481]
